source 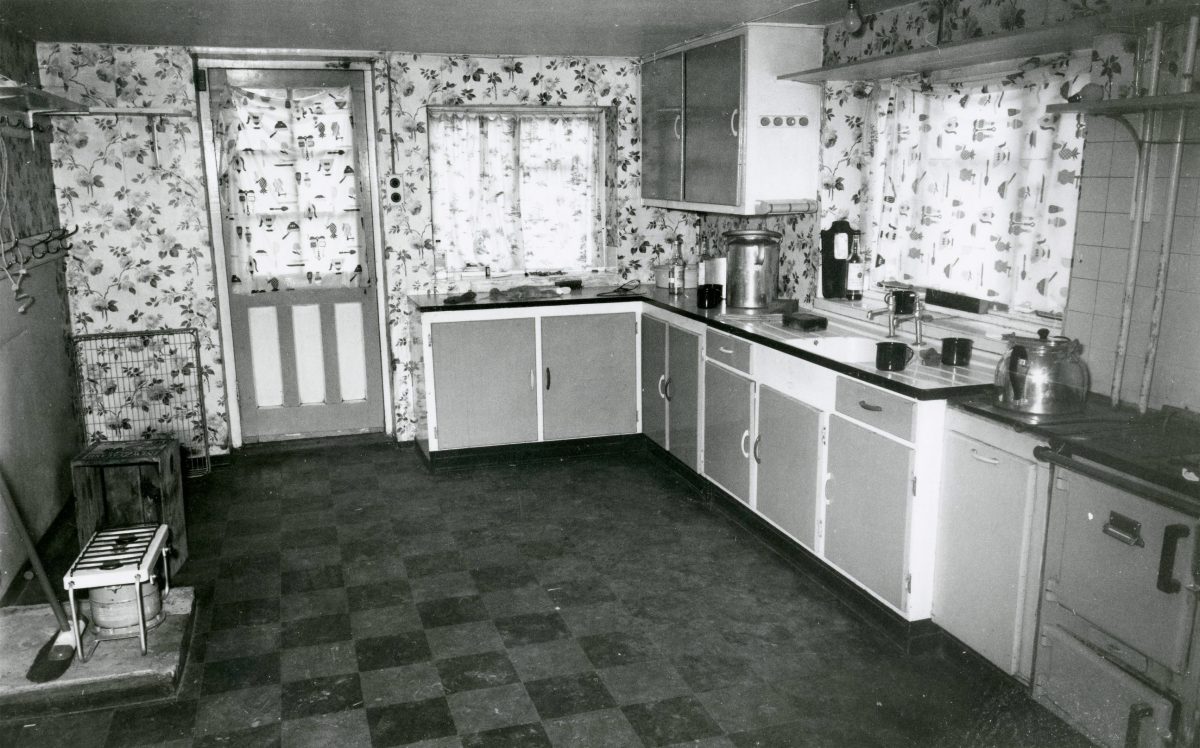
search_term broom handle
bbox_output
[0,471,71,632]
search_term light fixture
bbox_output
[843,0,864,34]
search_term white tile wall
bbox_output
[1064,114,1200,410]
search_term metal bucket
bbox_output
[723,230,781,308]
[90,578,164,636]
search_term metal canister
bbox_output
[723,230,782,308]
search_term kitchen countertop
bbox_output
[409,285,996,401]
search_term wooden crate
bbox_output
[71,438,187,574]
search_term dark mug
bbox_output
[885,289,918,316]
[941,337,973,366]
[876,341,914,371]
[697,283,723,308]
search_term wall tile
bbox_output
[1074,210,1106,245]
[1077,177,1108,212]
[1072,243,1102,280]
[1080,141,1112,177]
[1098,246,1129,284]
[1093,280,1124,314]
[1104,177,1134,214]
[1102,212,1133,248]
[1066,278,1096,314]
[1110,139,1138,176]
[1062,310,1093,350]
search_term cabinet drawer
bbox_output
[706,330,751,374]
[834,377,914,441]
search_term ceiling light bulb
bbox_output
[843,0,864,33]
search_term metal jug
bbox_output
[723,230,781,308]
[994,328,1089,415]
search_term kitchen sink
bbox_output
[783,335,878,363]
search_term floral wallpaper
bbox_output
[38,44,229,452]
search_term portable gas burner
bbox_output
[63,524,171,662]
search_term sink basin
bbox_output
[784,335,879,363]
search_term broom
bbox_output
[1,470,85,683]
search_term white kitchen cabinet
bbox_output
[754,384,821,549]
[825,413,914,610]
[934,410,1050,682]
[641,315,702,469]
[640,23,822,215]
[703,361,754,503]
[542,313,637,440]
[641,316,668,449]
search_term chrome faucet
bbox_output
[866,298,928,346]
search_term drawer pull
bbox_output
[1157,524,1191,594]
[664,377,673,403]
[1125,703,1154,748]
[673,114,681,140]
[545,367,551,390]
[752,435,762,464]
[969,449,1001,465]
[740,430,750,459]
[718,346,735,355]
[858,400,883,412]
[657,374,666,399]
[1102,511,1145,548]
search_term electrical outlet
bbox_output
[385,175,403,204]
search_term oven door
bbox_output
[1045,466,1198,673]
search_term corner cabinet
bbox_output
[639,23,823,215]
[642,313,702,469]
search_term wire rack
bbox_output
[73,328,211,477]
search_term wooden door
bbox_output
[542,313,637,441]
[666,325,699,470]
[683,36,743,205]
[641,316,667,449]
[755,386,821,548]
[703,362,753,503]
[641,53,684,201]
[209,68,383,442]
[431,318,537,449]
[825,415,913,609]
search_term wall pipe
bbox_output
[1139,14,1200,412]
[1110,20,1164,407]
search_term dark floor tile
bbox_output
[282,612,352,648]
[470,564,538,593]
[351,602,424,639]
[578,630,660,669]
[417,595,491,628]
[281,640,359,682]
[435,650,520,694]
[211,598,280,631]
[622,695,724,747]
[672,651,762,693]
[447,683,539,734]
[282,526,338,549]
[426,620,506,659]
[410,571,479,601]
[226,515,281,536]
[404,549,466,578]
[545,577,615,608]
[0,706,112,748]
[204,624,281,662]
[103,698,197,747]
[359,662,444,708]
[696,682,807,734]
[542,708,643,748]
[202,652,281,695]
[347,580,412,612]
[524,671,616,720]
[481,585,557,618]
[355,630,432,671]
[281,673,363,720]
[366,697,457,746]
[280,588,349,622]
[556,600,644,637]
[194,722,281,748]
[517,539,568,561]
[493,611,571,647]
[281,564,345,595]
[194,684,281,738]
[598,659,691,706]
[461,722,552,748]
[506,639,593,682]
[278,709,371,748]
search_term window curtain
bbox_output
[215,85,363,293]
[861,56,1086,314]
[429,109,602,273]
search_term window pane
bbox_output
[519,115,599,271]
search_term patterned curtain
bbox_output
[429,109,602,272]
[216,85,364,293]
[861,56,1086,314]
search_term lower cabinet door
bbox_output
[542,313,637,440]
[641,316,668,449]
[431,318,538,449]
[755,385,821,549]
[666,325,700,470]
[824,414,913,609]
[703,361,753,503]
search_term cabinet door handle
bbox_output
[718,346,734,355]
[545,367,551,390]
[530,369,535,390]
[969,449,1001,465]
[740,430,750,459]
[664,377,673,402]
[729,107,739,137]
[673,113,681,140]
[657,374,666,399]
[858,400,883,412]
[1157,524,1191,594]
[752,435,762,464]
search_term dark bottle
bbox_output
[845,236,864,301]
[819,220,854,299]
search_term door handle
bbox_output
[740,430,750,459]
[1124,703,1154,748]
[1157,524,1191,594]
[664,377,673,402]
[657,374,666,399]
[969,449,1001,465]
[858,400,883,412]
[530,369,535,390]
[752,435,761,464]
[673,113,681,140]
[545,367,551,390]
[729,107,739,137]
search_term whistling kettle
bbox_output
[994,328,1090,416]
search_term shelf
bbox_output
[1046,93,1200,115]
[781,1,1200,83]
[0,85,88,116]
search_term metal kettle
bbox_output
[994,328,1090,416]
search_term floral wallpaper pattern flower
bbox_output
[38,43,229,452]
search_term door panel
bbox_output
[703,362,753,503]
[431,319,537,449]
[641,53,683,201]
[667,325,699,470]
[825,415,912,609]
[542,314,637,441]
[208,67,383,442]
[641,316,667,449]
[684,36,742,205]
[756,386,820,548]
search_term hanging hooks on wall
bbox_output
[1,226,77,315]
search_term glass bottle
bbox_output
[845,235,864,301]
[669,236,685,295]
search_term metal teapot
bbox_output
[994,328,1089,416]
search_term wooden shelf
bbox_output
[0,85,88,115]
[781,1,1200,83]
[1047,92,1200,115]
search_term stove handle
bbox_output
[1157,524,1190,594]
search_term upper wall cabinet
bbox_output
[640,23,823,215]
